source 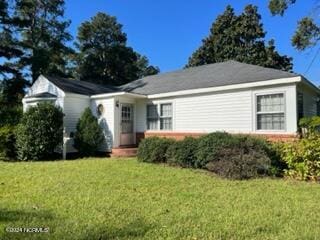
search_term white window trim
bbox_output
[255,92,287,132]
[146,102,174,131]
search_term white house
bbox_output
[23,60,320,153]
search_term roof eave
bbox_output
[146,76,302,99]
[300,76,320,94]
[90,92,147,99]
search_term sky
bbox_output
[65,0,320,85]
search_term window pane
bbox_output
[257,113,285,130]
[147,105,158,118]
[257,94,284,113]
[147,119,158,130]
[161,104,172,117]
[160,118,172,130]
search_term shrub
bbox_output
[205,135,272,179]
[0,105,22,127]
[269,142,288,176]
[73,108,104,157]
[195,132,238,168]
[137,137,175,163]
[0,125,17,161]
[281,136,320,181]
[206,147,270,180]
[16,103,64,161]
[167,137,198,167]
[299,116,320,137]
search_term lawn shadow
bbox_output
[79,217,154,240]
[0,208,55,240]
[0,209,54,223]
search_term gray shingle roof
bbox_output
[45,75,120,96]
[120,60,299,95]
[25,92,57,98]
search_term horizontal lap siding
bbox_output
[135,84,298,135]
[136,100,147,132]
[91,98,115,151]
[63,95,90,152]
[301,87,318,117]
[24,76,64,110]
[175,91,252,132]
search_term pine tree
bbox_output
[14,0,74,82]
[76,12,159,86]
[186,5,293,71]
[0,0,26,126]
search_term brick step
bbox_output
[111,148,138,157]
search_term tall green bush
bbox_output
[73,108,104,156]
[16,103,64,161]
[0,125,17,161]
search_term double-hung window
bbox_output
[257,93,285,130]
[160,104,172,130]
[147,104,158,130]
[146,103,173,130]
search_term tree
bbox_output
[269,0,320,50]
[14,0,74,83]
[16,103,64,160]
[0,0,27,126]
[73,108,104,157]
[187,5,293,71]
[0,0,23,77]
[76,12,159,86]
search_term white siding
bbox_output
[136,99,147,132]
[297,84,319,117]
[23,75,64,111]
[136,84,298,135]
[91,97,115,151]
[63,94,90,152]
[26,75,65,98]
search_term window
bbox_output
[160,104,172,130]
[147,104,158,130]
[146,103,173,130]
[257,93,285,130]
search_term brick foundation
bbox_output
[136,131,297,144]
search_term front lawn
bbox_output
[1,159,320,240]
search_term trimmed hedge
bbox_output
[137,132,279,180]
[137,137,174,163]
[205,135,271,179]
[167,137,198,168]
[194,132,239,168]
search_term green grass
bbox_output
[1,159,320,240]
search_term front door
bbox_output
[120,104,134,146]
